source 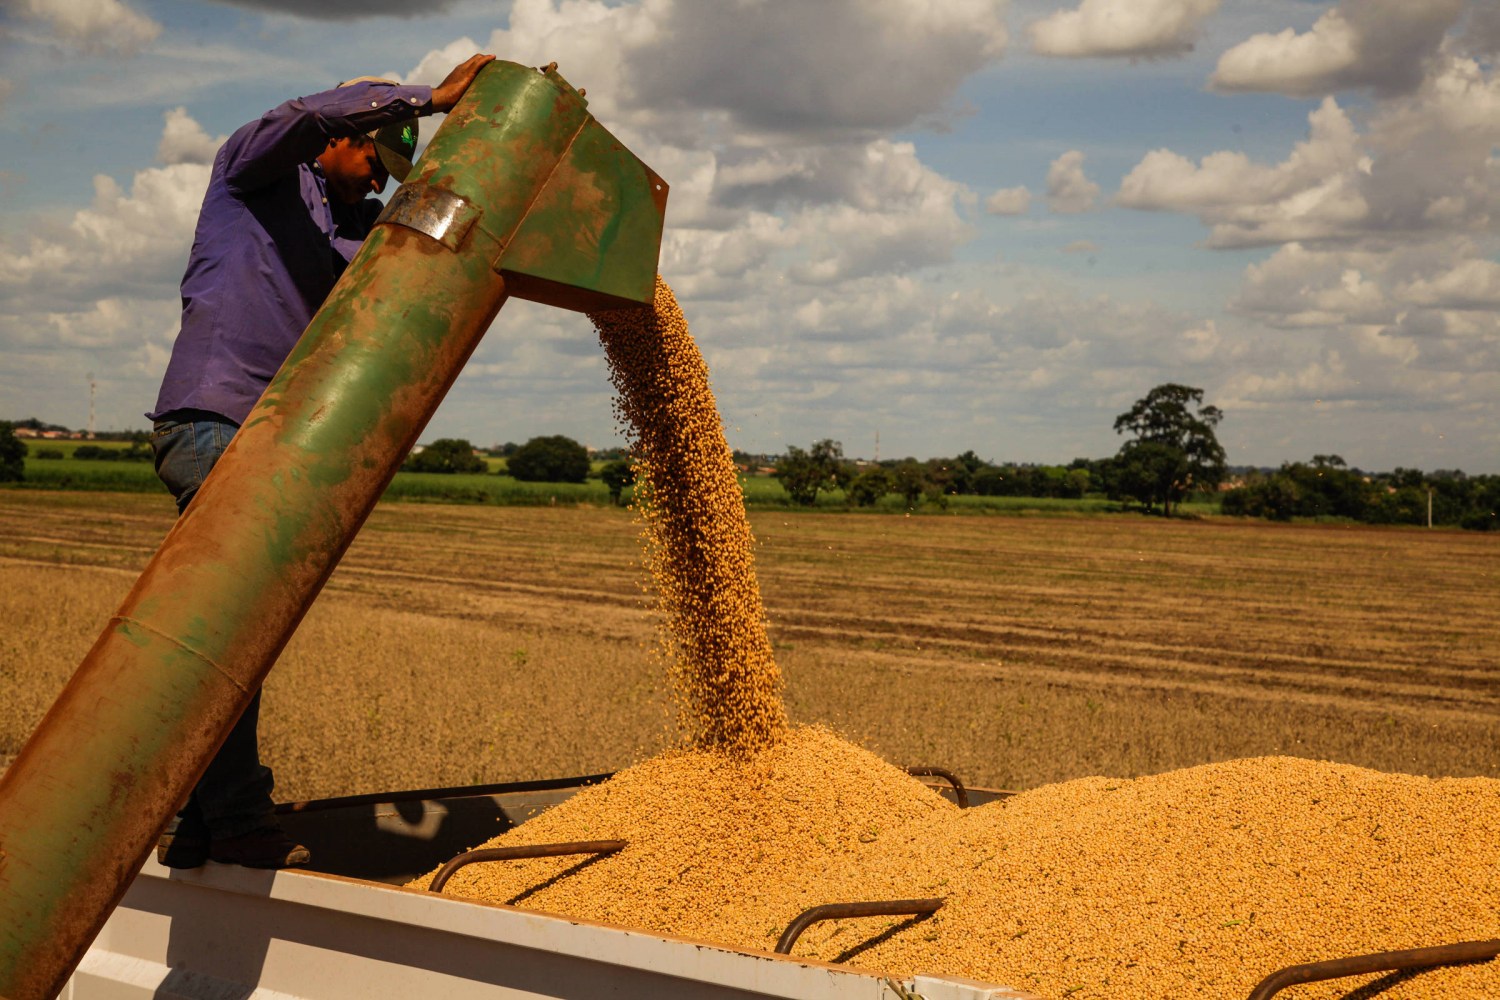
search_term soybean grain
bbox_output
[852,754,1500,998]
[590,276,787,755]
[421,744,1500,999]
[414,725,954,950]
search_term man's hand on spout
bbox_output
[432,54,497,113]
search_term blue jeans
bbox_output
[149,410,276,840]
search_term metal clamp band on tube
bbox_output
[377,184,483,252]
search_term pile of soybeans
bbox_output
[415,279,1500,998]
[417,734,1500,998]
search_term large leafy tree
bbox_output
[0,422,24,482]
[890,460,930,508]
[845,466,891,507]
[507,434,590,483]
[404,438,486,474]
[774,439,847,506]
[599,459,635,505]
[1111,383,1225,516]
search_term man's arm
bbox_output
[222,54,494,194]
[222,81,432,194]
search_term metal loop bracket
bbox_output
[905,766,971,809]
[428,840,627,893]
[1247,939,1500,999]
[775,898,945,956]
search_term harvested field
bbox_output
[2,490,1499,797]
[414,726,1500,1000]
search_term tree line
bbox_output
[773,384,1229,516]
[5,392,1497,530]
[769,384,1497,530]
[400,434,637,505]
[1221,457,1500,531]
[772,441,1094,509]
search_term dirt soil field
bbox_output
[2,490,1497,799]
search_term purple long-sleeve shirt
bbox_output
[149,81,433,425]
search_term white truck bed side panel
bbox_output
[65,859,935,1000]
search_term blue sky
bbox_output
[2,0,1497,472]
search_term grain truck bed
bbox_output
[67,778,1029,1000]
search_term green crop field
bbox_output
[381,471,611,505]
[3,489,1496,803]
[13,444,1171,513]
[16,439,143,459]
[23,460,163,492]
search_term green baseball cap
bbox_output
[371,118,419,182]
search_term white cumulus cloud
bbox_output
[0,105,212,427]
[1046,150,1099,213]
[1459,2,1500,58]
[985,185,1031,215]
[156,108,227,166]
[1211,0,1466,97]
[15,0,162,56]
[1399,258,1500,310]
[1119,50,1500,250]
[1232,244,1396,329]
[476,0,1009,141]
[399,2,994,287]
[1228,240,1500,387]
[0,160,207,315]
[1116,97,1368,248]
[1030,0,1220,59]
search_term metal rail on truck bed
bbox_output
[67,777,1032,1000]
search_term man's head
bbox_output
[318,77,420,205]
[317,135,388,205]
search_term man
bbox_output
[147,53,495,869]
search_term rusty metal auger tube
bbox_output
[0,60,665,1000]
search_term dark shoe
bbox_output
[157,827,209,869]
[209,826,311,869]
